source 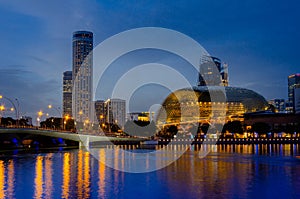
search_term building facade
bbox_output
[94,100,106,125]
[198,56,229,87]
[72,31,93,123]
[288,74,300,113]
[127,112,154,122]
[63,71,72,117]
[295,85,300,114]
[105,99,126,129]
[268,99,286,113]
[157,86,269,125]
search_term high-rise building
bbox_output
[198,56,228,86]
[94,100,106,125]
[72,31,93,123]
[268,99,286,113]
[105,99,126,129]
[295,85,300,114]
[288,74,300,113]
[63,71,72,117]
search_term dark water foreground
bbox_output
[0,144,300,199]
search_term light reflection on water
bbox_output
[0,144,299,199]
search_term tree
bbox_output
[40,117,62,129]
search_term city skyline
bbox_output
[0,1,299,119]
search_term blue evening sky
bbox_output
[0,0,299,119]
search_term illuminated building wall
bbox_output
[295,86,300,114]
[288,74,300,113]
[63,71,72,117]
[94,100,106,125]
[198,56,229,87]
[72,31,93,123]
[157,87,268,124]
[105,99,126,129]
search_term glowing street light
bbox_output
[38,111,43,117]
[0,95,19,126]
[63,114,71,130]
[48,104,62,129]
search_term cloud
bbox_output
[0,66,60,118]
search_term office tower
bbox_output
[221,63,229,86]
[105,99,126,129]
[72,31,93,123]
[288,74,300,113]
[295,85,300,114]
[198,56,229,86]
[268,99,286,113]
[63,71,72,117]
[94,100,106,125]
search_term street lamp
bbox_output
[38,110,43,117]
[37,110,43,127]
[0,95,19,127]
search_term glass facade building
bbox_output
[94,100,106,125]
[72,31,93,124]
[105,99,126,129]
[157,86,269,125]
[288,74,300,113]
[62,71,72,117]
[198,56,229,87]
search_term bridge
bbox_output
[0,128,145,149]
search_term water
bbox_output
[0,144,300,199]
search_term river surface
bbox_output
[0,144,300,199]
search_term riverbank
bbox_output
[158,137,300,145]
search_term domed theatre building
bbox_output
[157,86,269,125]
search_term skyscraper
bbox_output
[72,31,93,124]
[268,99,286,113]
[295,85,300,114]
[198,56,229,86]
[288,74,300,113]
[105,99,126,129]
[63,71,72,117]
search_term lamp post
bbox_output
[37,110,43,127]
[0,105,4,126]
[48,105,63,130]
[15,98,20,126]
[0,95,19,127]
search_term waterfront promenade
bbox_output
[0,127,299,150]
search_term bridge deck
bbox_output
[0,128,144,143]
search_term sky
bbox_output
[0,0,299,120]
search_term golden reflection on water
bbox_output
[0,143,299,198]
[0,160,15,199]
[7,160,14,199]
[62,153,70,199]
[34,156,43,199]
[77,150,83,199]
[98,149,106,199]
[83,152,90,199]
[0,160,5,199]
[76,150,91,199]
[45,154,53,199]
